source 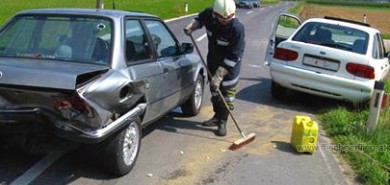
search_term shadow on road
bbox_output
[270,140,311,156]
[144,114,232,144]
[237,77,353,114]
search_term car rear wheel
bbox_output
[102,118,141,176]
[181,75,204,116]
[271,81,288,99]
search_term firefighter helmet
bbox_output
[213,0,236,20]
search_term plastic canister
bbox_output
[290,115,319,154]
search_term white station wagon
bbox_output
[266,13,389,104]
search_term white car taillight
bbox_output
[346,63,375,79]
[273,48,298,61]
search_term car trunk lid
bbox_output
[0,58,109,90]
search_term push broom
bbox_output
[189,34,256,150]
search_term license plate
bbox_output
[303,56,339,71]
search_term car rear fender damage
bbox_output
[0,69,148,142]
[76,69,147,126]
[56,69,148,140]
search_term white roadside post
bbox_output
[184,2,189,13]
[367,81,385,133]
[96,0,104,9]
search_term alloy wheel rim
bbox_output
[194,79,203,109]
[122,122,139,166]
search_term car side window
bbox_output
[372,34,385,59]
[125,19,153,64]
[144,20,178,58]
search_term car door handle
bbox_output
[163,68,169,73]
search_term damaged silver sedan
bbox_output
[0,8,206,176]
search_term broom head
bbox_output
[229,133,256,150]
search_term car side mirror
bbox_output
[181,43,194,54]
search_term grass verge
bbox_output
[261,0,280,5]
[317,80,390,185]
[0,0,212,25]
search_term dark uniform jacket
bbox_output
[195,7,245,89]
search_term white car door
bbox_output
[372,33,390,80]
[265,13,302,66]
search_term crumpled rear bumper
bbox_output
[0,103,146,143]
[0,107,57,124]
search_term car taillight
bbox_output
[54,97,86,111]
[346,63,375,79]
[273,48,298,61]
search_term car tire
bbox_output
[181,75,204,116]
[271,81,288,99]
[101,118,141,176]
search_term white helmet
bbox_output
[213,0,236,20]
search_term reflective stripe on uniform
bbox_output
[223,58,236,68]
[217,39,229,46]
[222,76,239,87]
[224,96,235,103]
[225,87,237,110]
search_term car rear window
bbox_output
[0,15,113,65]
[292,22,369,55]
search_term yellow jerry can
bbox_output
[291,115,319,154]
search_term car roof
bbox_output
[15,8,158,19]
[305,17,380,35]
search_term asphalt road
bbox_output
[0,2,356,185]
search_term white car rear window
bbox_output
[292,22,369,55]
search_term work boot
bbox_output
[202,116,219,127]
[215,120,227,137]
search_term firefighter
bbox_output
[183,0,245,136]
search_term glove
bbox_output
[183,20,201,35]
[211,66,228,90]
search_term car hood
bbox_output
[0,58,109,90]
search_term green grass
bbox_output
[307,0,390,8]
[318,83,390,185]
[288,2,305,15]
[278,17,300,29]
[0,0,213,25]
[261,0,280,5]
[382,34,390,40]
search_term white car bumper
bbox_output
[270,62,374,103]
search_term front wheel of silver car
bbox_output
[102,118,141,176]
[181,75,204,116]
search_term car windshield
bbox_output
[0,15,112,65]
[292,22,369,54]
